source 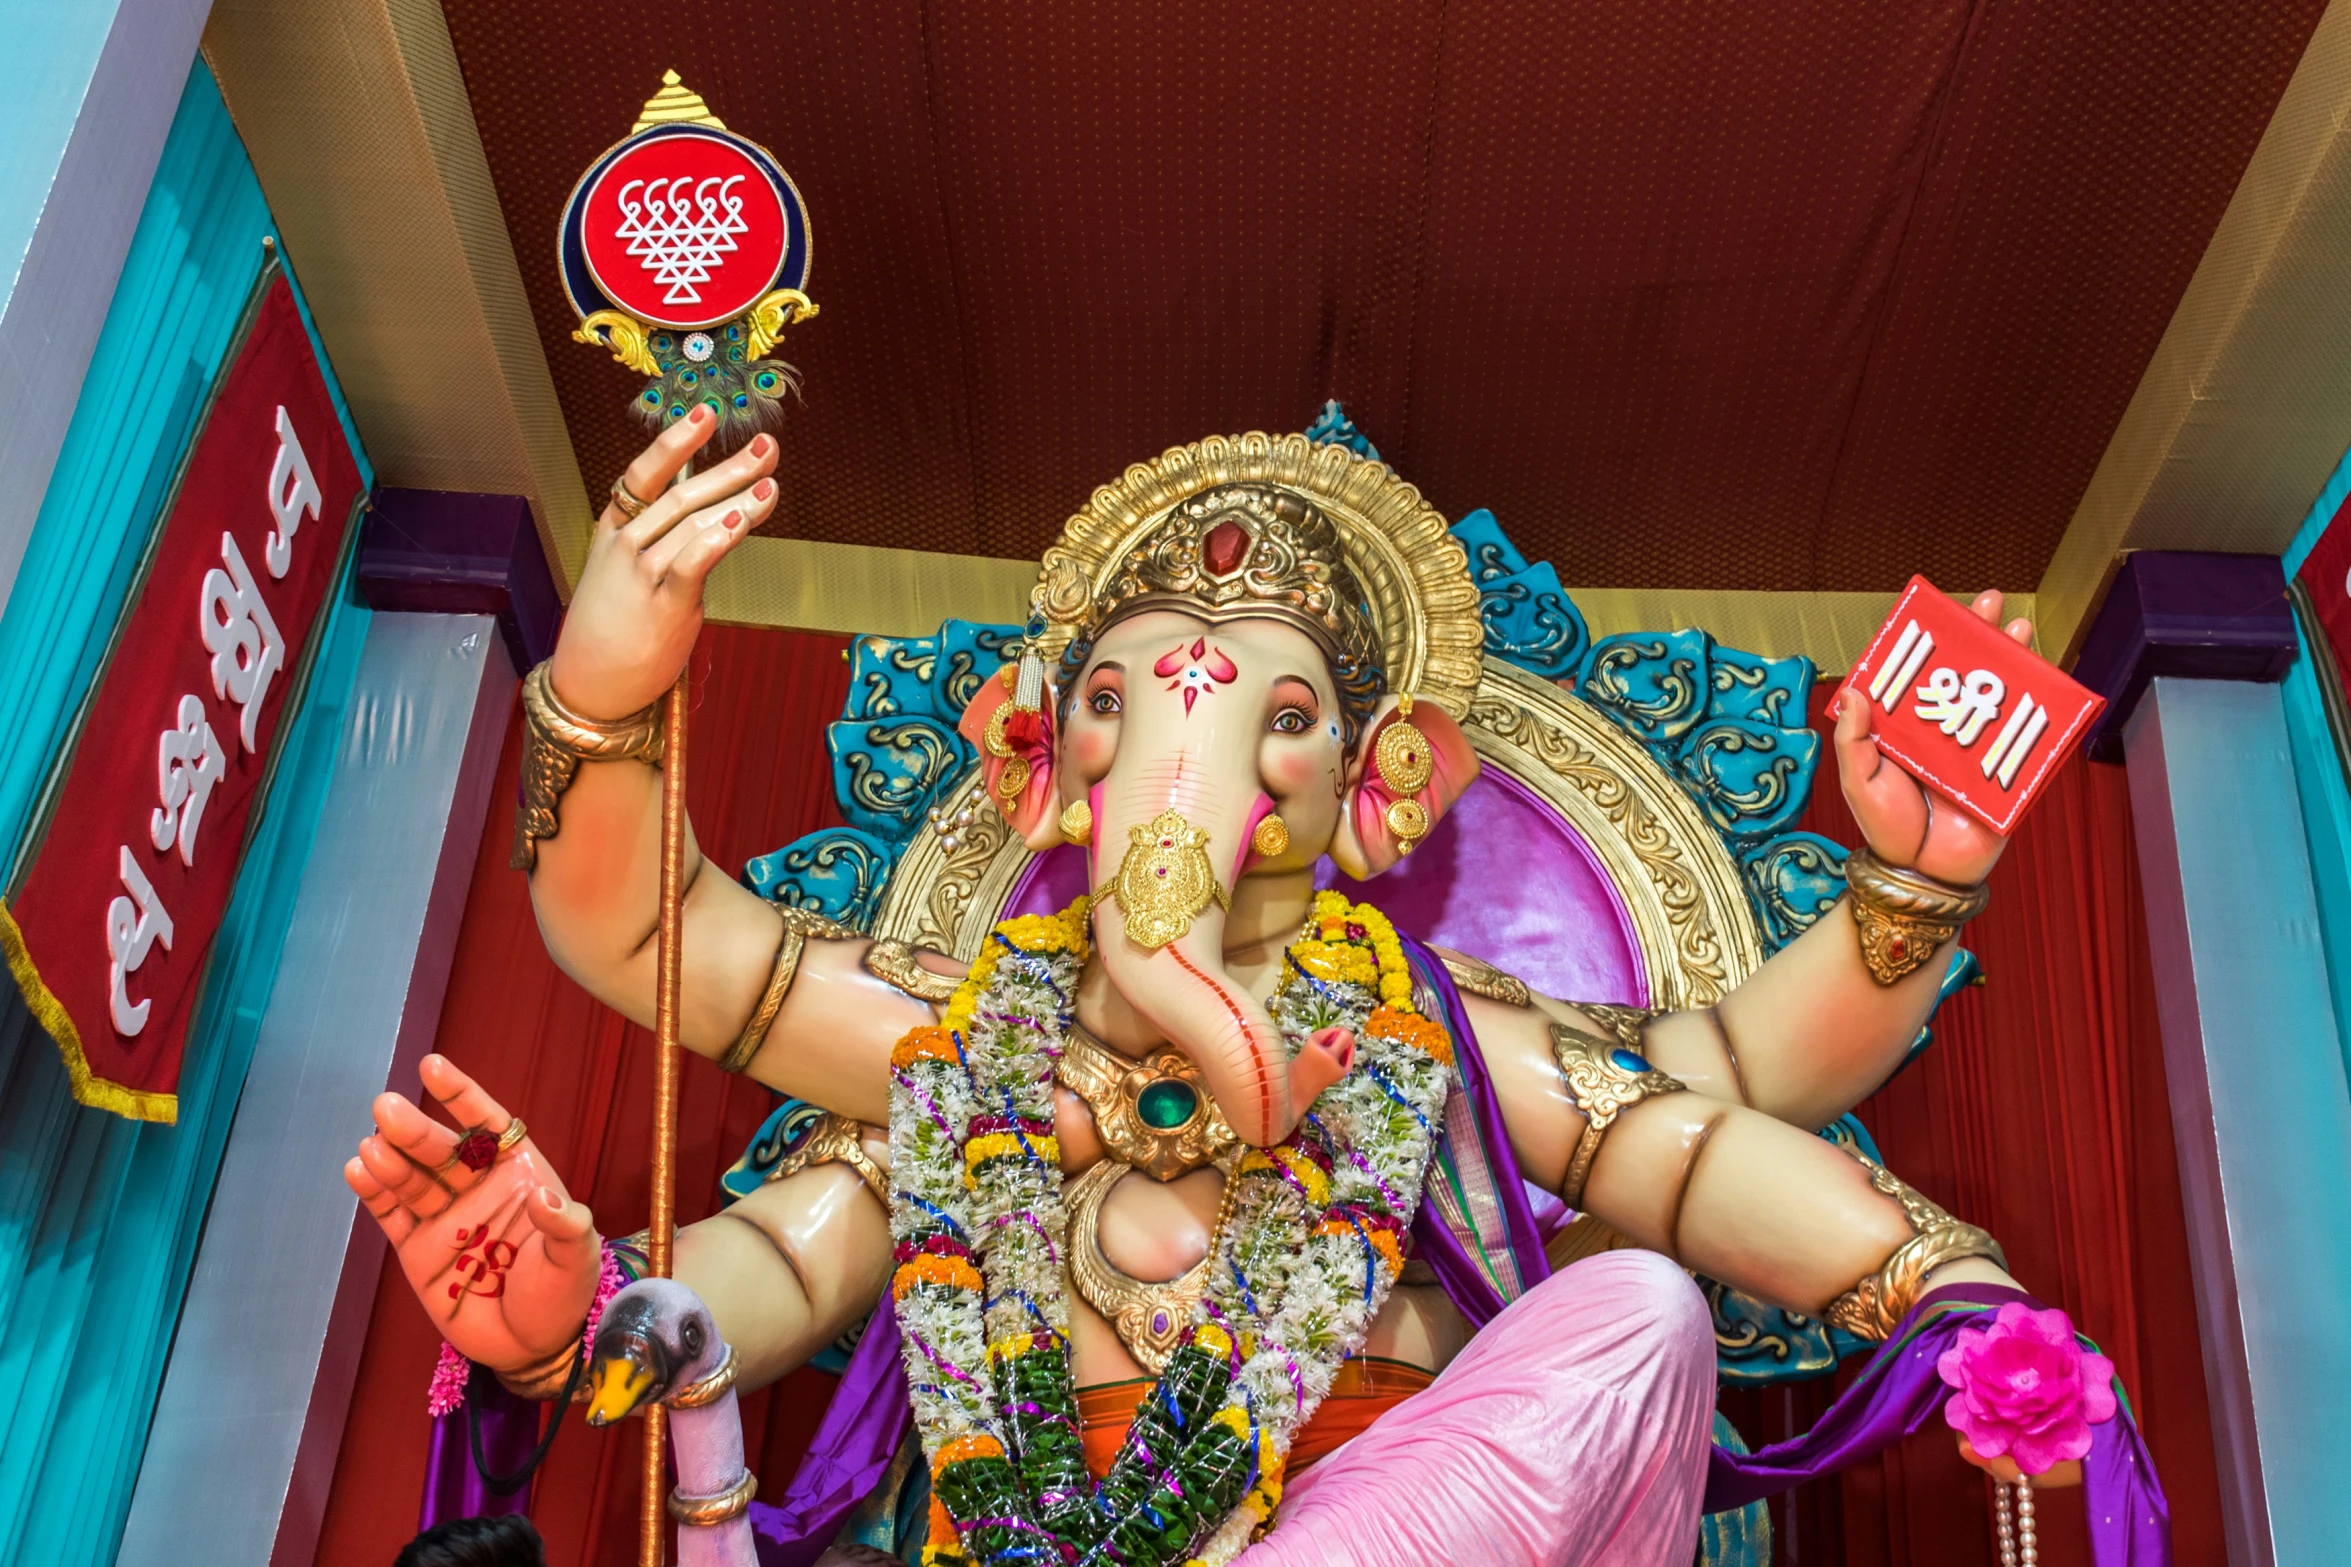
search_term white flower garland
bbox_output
[887,893,1452,1567]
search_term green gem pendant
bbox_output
[1135,1076,1200,1131]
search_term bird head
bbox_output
[583,1277,726,1426]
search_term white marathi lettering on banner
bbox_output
[105,845,173,1035]
[150,692,225,867]
[199,532,284,753]
[263,405,320,580]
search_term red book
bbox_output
[1835,576,2105,835]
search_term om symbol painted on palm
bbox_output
[449,1224,518,1301]
[1155,639,1238,717]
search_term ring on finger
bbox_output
[435,1118,527,1175]
[610,475,653,519]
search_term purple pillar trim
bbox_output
[360,489,563,672]
[2072,551,2295,758]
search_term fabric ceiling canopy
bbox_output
[441,0,2324,592]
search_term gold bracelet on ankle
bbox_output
[509,662,666,871]
[1822,1146,2006,1341]
[1843,847,1988,986]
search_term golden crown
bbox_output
[1032,433,1482,721]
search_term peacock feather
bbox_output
[575,288,817,461]
[634,320,802,456]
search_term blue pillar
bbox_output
[0,0,216,608]
[2079,554,2351,1567]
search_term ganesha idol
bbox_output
[348,423,2170,1565]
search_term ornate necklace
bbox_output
[1064,1155,1237,1374]
[886,893,1454,1567]
[1054,1022,1236,1181]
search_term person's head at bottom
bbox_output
[394,1515,547,1567]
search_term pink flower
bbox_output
[427,1339,471,1419]
[1937,1302,2118,1474]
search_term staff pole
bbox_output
[643,668,688,1567]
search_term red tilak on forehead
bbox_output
[1157,640,1238,715]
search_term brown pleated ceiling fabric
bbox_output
[441,0,2323,590]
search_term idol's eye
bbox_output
[1270,706,1314,735]
[1089,689,1122,716]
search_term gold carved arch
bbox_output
[870,657,1765,1008]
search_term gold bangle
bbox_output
[667,1467,757,1527]
[1843,847,1987,986]
[667,1343,739,1409]
[863,938,963,1003]
[496,1338,582,1401]
[1549,1020,1686,1206]
[509,663,667,871]
[1822,1147,2007,1341]
[766,1111,889,1207]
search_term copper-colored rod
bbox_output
[641,668,690,1567]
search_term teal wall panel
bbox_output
[0,62,375,1565]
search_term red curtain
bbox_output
[316,655,2224,1567]
[1718,690,2224,1567]
[315,625,853,1567]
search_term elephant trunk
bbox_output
[1088,750,1300,1147]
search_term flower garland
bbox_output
[888,891,1451,1567]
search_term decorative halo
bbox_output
[1034,433,1483,719]
[559,121,811,331]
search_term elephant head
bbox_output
[960,485,1478,1146]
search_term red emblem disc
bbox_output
[455,1130,500,1172]
[578,128,791,330]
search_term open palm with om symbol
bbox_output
[344,1054,602,1374]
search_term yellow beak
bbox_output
[583,1351,658,1427]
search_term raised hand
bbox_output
[546,408,781,721]
[345,1054,601,1375]
[1834,589,2036,886]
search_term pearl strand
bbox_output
[1992,1472,2017,1567]
[2016,1475,2038,1567]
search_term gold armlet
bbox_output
[1822,1147,2007,1341]
[864,938,963,1002]
[1549,1020,1686,1206]
[496,1338,582,1401]
[1438,950,1531,1007]
[767,1111,889,1207]
[1843,847,1987,986]
[668,1468,758,1527]
[510,663,666,871]
[718,905,857,1076]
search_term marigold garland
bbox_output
[887,889,1451,1567]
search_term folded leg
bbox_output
[1237,1250,1715,1567]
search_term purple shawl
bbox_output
[426,932,2169,1566]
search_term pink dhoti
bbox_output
[1236,1251,1716,1567]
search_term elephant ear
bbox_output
[957,674,1064,851]
[1329,697,1480,878]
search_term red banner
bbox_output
[0,273,363,1121]
[2297,490,2351,695]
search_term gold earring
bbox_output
[1374,694,1433,853]
[1059,797,1094,844]
[1251,813,1291,858]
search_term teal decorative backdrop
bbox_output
[0,63,373,1564]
